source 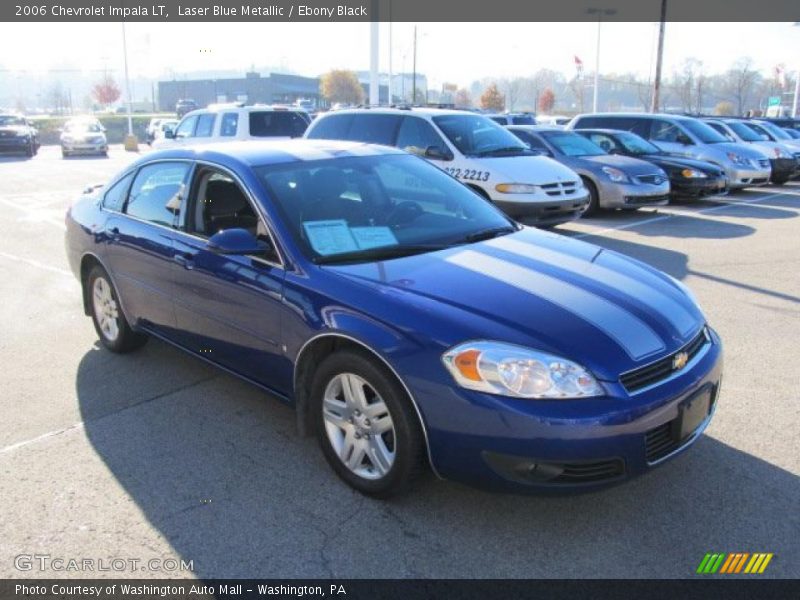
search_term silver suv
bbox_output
[569,113,771,189]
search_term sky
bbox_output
[0,21,798,89]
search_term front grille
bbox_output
[620,328,708,393]
[757,158,770,169]
[636,174,666,185]
[552,459,625,483]
[540,180,579,197]
[624,194,669,206]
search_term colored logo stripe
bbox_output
[698,553,773,574]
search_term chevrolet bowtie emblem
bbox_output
[673,351,689,370]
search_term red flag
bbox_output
[574,55,583,66]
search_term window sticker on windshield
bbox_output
[303,220,359,255]
[351,227,398,250]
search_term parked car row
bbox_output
[0,113,40,157]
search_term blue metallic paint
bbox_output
[65,140,722,493]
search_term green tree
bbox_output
[320,70,364,105]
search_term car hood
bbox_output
[578,154,664,175]
[641,154,725,175]
[326,228,704,380]
[0,126,30,135]
[712,141,770,160]
[482,155,582,183]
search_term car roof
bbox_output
[573,128,631,135]
[135,139,404,170]
[319,107,472,118]
[507,125,567,134]
[576,112,696,122]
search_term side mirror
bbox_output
[676,133,693,145]
[207,228,267,255]
[424,145,453,161]
[164,128,175,139]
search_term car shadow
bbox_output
[75,340,799,578]
[572,210,758,239]
[0,154,33,163]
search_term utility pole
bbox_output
[793,23,800,118]
[121,19,137,150]
[588,7,616,113]
[388,0,393,104]
[651,0,667,113]
[369,0,379,106]
[412,26,417,105]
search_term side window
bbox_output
[706,122,734,141]
[518,132,550,153]
[306,114,354,140]
[102,172,134,212]
[489,117,507,125]
[396,117,447,155]
[249,111,309,138]
[174,115,198,139]
[220,112,238,137]
[195,113,216,138]
[125,162,191,228]
[650,120,681,143]
[346,114,402,145]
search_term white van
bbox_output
[305,108,589,226]
[153,104,310,149]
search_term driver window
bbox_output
[175,115,198,139]
[395,117,447,156]
[188,169,276,260]
[650,120,681,143]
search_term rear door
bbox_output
[103,161,193,333]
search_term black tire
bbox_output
[62,148,68,158]
[25,142,34,158]
[310,349,426,498]
[770,177,788,186]
[581,176,601,215]
[86,265,148,353]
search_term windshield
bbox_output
[615,131,661,155]
[0,115,25,127]
[741,122,773,141]
[727,121,764,142]
[681,119,728,144]
[755,121,791,140]
[65,121,103,133]
[431,114,531,157]
[541,131,605,156]
[256,154,516,264]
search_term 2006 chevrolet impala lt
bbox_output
[65,140,723,497]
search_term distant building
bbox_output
[356,72,428,104]
[158,72,323,112]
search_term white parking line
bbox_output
[0,250,74,277]
[0,422,84,456]
[571,191,798,239]
[0,197,67,230]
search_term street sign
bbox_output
[768,96,781,106]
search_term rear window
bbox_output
[346,114,402,145]
[307,114,353,140]
[511,115,536,125]
[195,113,216,137]
[249,111,308,138]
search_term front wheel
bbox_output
[581,177,600,215]
[311,350,426,498]
[87,265,148,353]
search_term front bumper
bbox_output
[596,179,671,209]
[727,165,771,188]
[493,190,590,226]
[413,328,723,493]
[62,142,108,155]
[769,157,798,182]
[0,137,32,152]
[670,174,728,198]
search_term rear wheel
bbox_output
[311,350,426,498]
[581,176,600,215]
[87,265,148,353]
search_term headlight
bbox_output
[442,341,603,399]
[774,147,786,158]
[495,183,539,194]
[681,168,707,179]
[726,152,750,167]
[601,166,629,183]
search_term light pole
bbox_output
[121,19,137,150]
[412,25,417,105]
[651,0,667,113]
[588,7,616,113]
[792,22,800,118]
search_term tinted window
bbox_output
[572,116,603,129]
[755,120,792,140]
[612,131,661,155]
[306,114,354,140]
[511,130,550,153]
[346,114,402,145]
[175,115,198,139]
[651,120,683,143]
[102,172,134,212]
[195,113,216,137]
[396,117,446,155]
[542,131,605,156]
[220,112,238,136]
[249,111,308,138]
[705,121,735,141]
[489,116,507,125]
[126,162,191,227]
[256,154,513,262]
[680,119,727,143]
[511,115,536,125]
[432,114,530,156]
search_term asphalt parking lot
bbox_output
[0,144,798,579]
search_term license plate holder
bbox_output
[674,388,712,442]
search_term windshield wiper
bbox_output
[462,225,518,243]
[474,146,531,157]
[313,244,449,265]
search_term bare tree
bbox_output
[722,57,761,115]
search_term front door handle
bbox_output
[109,226,120,241]
[174,252,196,269]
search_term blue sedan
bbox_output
[65,140,723,497]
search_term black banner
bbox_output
[2,0,800,22]
[3,579,800,600]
